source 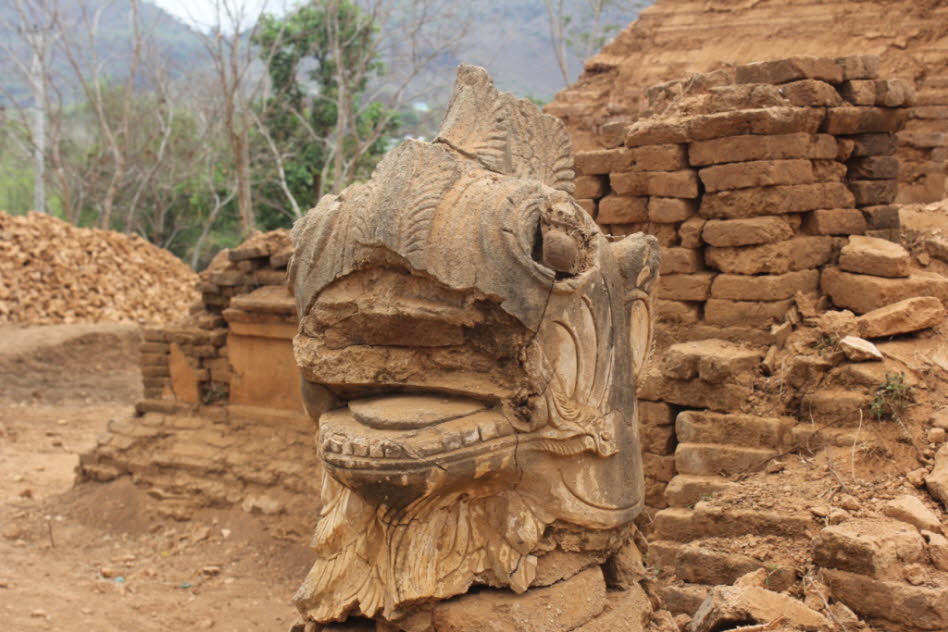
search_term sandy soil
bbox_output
[0,396,314,632]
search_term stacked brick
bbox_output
[899,74,948,203]
[138,229,291,408]
[574,56,912,335]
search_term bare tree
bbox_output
[0,0,61,213]
[543,0,570,88]
[543,0,637,89]
[193,0,286,239]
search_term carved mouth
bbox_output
[318,393,522,472]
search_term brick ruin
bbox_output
[547,0,948,205]
[80,55,948,631]
[569,56,948,629]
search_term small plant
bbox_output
[201,382,228,406]
[812,333,839,356]
[764,564,782,589]
[869,372,911,422]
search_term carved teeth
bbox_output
[478,420,499,441]
[442,435,463,451]
[324,438,343,453]
[350,438,370,457]
[460,427,480,446]
[382,442,404,458]
[369,442,384,458]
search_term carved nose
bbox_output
[307,268,485,349]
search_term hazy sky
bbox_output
[151,0,289,30]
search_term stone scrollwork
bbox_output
[288,65,660,629]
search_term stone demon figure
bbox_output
[288,66,660,629]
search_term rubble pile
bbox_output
[0,211,198,325]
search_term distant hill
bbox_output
[0,0,206,106]
[458,0,645,101]
[0,0,645,108]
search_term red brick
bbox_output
[629,144,689,171]
[735,57,843,84]
[659,272,715,301]
[688,133,837,166]
[574,175,607,198]
[649,197,697,223]
[660,247,704,274]
[699,159,814,192]
[702,217,794,247]
[574,148,631,174]
[805,208,868,235]
[822,107,907,135]
[699,182,854,219]
[596,195,648,223]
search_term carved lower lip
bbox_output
[318,394,518,469]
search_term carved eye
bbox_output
[540,226,579,274]
[529,196,587,277]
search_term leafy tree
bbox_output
[252,0,400,228]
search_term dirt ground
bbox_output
[0,329,316,632]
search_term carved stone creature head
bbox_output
[288,65,660,627]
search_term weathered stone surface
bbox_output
[838,235,910,278]
[663,475,732,508]
[848,155,899,180]
[597,195,648,223]
[575,149,631,175]
[857,296,946,338]
[675,443,775,476]
[882,495,942,532]
[822,107,906,135]
[168,342,200,404]
[925,531,948,572]
[805,208,867,235]
[849,179,898,206]
[847,132,898,157]
[701,216,794,247]
[838,336,882,361]
[678,216,706,248]
[639,372,752,412]
[659,247,703,274]
[658,272,714,301]
[648,197,696,223]
[628,143,688,171]
[862,204,900,229]
[823,569,948,631]
[432,567,607,632]
[688,133,837,166]
[698,159,815,192]
[711,269,819,301]
[706,236,834,275]
[822,268,948,314]
[781,79,844,106]
[288,65,660,627]
[700,182,855,219]
[677,411,791,449]
[572,584,652,632]
[736,56,843,84]
[800,388,872,424]
[574,175,607,198]
[612,170,700,198]
[662,339,761,383]
[704,299,793,327]
[813,518,927,581]
[926,444,948,508]
[837,55,880,81]
[634,108,824,146]
[691,585,831,632]
[838,79,877,106]
[656,299,701,324]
